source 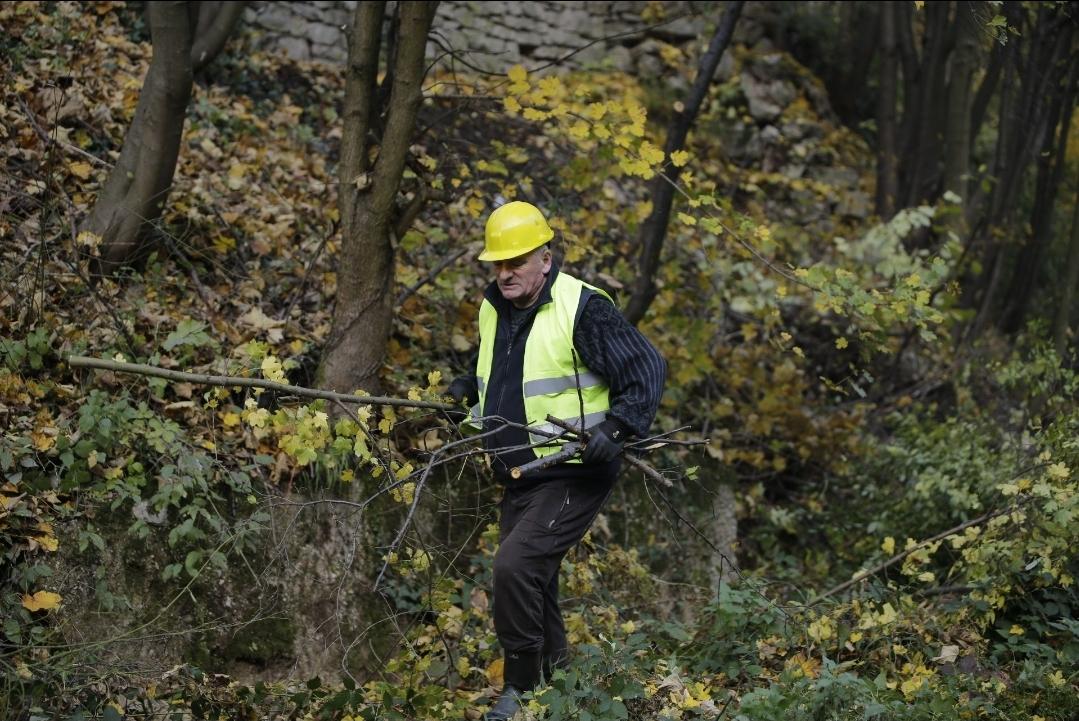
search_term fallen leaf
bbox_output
[68,161,92,179]
[22,590,62,612]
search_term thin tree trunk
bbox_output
[970,26,1004,144]
[320,1,437,395]
[876,1,899,220]
[941,2,980,231]
[191,1,247,72]
[82,2,195,272]
[708,482,738,597]
[967,7,1072,337]
[902,1,954,208]
[1054,186,1079,359]
[623,1,744,326]
[999,58,1077,333]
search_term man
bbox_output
[448,201,666,721]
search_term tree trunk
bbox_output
[1054,186,1079,360]
[191,1,247,72]
[969,29,1004,145]
[876,1,899,220]
[900,1,954,208]
[623,1,744,326]
[320,2,437,395]
[940,1,980,232]
[708,481,738,597]
[999,58,1077,334]
[966,6,1073,337]
[82,2,196,273]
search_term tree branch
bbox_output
[66,355,455,411]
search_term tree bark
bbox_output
[623,1,744,326]
[1054,186,1079,360]
[875,1,899,220]
[966,6,1073,337]
[82,2,196,273]
[320,1,437,395]
[900,0,954,208]
[999,57,1077,334]
[708,482,738,597]
[191,1,247,72]
[940,1,980,232]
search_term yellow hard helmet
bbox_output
[479,201,554,261]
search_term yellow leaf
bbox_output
[503,96,521,114]
[31,430,55,452]
[378,418,393,434]
[670,150,690,167]
[340,469,354,483]
[407,387,422,402]
[68,161,92,179]
[76,230,101,249]
[1047,462,1070,480]
[507,65,528,84]
[35,535,59,552]
[1009,624,1024,635]
[835,337,849,350]
[222,412,241,427]
[882,536,895,554]
[22,590,62,612]
[677,212,697,227]
[427,370,442,388]
[486,658,504,686]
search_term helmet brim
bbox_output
[477,231,553,262]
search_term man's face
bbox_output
[493,246,552,307]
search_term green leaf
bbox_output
[162,319,211,351]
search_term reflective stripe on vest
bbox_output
[474,272,612,461]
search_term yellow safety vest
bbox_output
[471,272,612,461]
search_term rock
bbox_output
[306,21,343,47]
[713,51,736,82]
[652,15,698,43]
[837,190,872,220]
[277,35,312,61]
[780,163,806,179]
[813,166,860,188]
[760,124,782,143]
[606,44,635,73]
[634,38,666,79]
[741,74,783,122]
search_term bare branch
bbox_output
[67,355,455,411]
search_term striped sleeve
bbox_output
[573,295,667,438]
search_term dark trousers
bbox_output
[493,474,616,678]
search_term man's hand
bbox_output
[582,418,628,464]
[444,377,475,424]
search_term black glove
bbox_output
[581,418,628,464]
[444,377,475,424]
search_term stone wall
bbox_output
[244,1,723,74]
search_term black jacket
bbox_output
[453,266,667,484]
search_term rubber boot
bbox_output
[482,650,541,721]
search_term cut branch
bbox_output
[67,355,455,411]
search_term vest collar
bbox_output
[484,263,560,314]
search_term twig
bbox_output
[510,442,582,479]
[66,355,456,411]
[542,414,675,487]
[280,219,338,322]
[623,453,674,488]
[396,245,469,306]
[17,96,113,169]
[808,501,1024,605]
